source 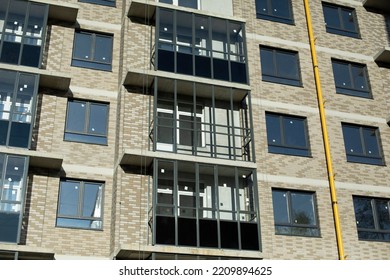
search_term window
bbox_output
[255,0,294,24]
[64,99,109,145]
[152,79,253,161]
[72,31,113,71]
[265,112,310,157]
[159,0,198,9]
[322,3,359,38]
[342,123,384,165]
[79,0,115,7]
[0,70,39,149]
[272,189,320,237]
[0,153,28,243]
[0,0,48,68]
[156,8,248,84]
[353,196,390,241]
[154,160,260,250]
[56,179,104,230]
[331,59,371,98]
[260,46,301,86]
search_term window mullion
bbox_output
[279,115,286,147]
[359,127,367,157]
[91,34,97,62]
[286,191,293,226]
[78,181,84,219]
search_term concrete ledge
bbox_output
[34,0,79,22]
[363,0,390,13]
[120,148,257,169]
[374,46,390,65]
[0,147,63,170]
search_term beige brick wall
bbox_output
[7,0,390,260]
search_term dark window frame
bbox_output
[322,2,360,38]
[331,59,371,98]
[153,159,261,251]
[0,0,49,68]
[341,123,384,166]
[255,0,294,25]
[156,8,248,84]
[64,99,109,145]
[265,112,311,157]
[272,188,320,237]
[353,196,390,242]
[0,154,29,244]
[260,46,302,87]
[71,30,113,71]
[0,70,39,149]
[56,179,104,230]
[78,0,116,7]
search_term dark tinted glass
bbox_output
[0,212,19,243]
[376,200,390,230]
[82,183,102,218]
[9,122,30,148]
[362,127,380,157]
[73,32,92,60]
[290,192,315,226]
[94,35,112,64]
[353,197,375,229]
[66,101,86,133]
[178,0,197,9]
[272,190,289,224]
[58,181,80,216]
[88,103,108,135]
[283,116,307,148]
[342,125,363,155]
[255,0,293,24]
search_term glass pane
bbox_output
[159,9,173,43]
[272,190,289,224]
[157,161,174,208]
[341,8,357,32]
[376,200,390,230]
[26,3,46,38]
[211,18,227,54]
[266,113,281,146]
[0,70,16,120]
[199,165,216,218]
[5,0,27,36]
[342,125,363,155]
[2,156,25,203]
[73,32,92,60]
[66,100,86,133]
[0,1,6,32]
[229,22,244,56]
[0,212,19,243]
[157,112,174,144]
[218,166,236,220]
[9,122,30,148]
[195,15,210,56]
[332,61,352,88]
[94,35,112,63]
[178,0,197,9]
[276,51,298,80]
[82,183,102,218]
[272,0,291,19]
[351,64,368,91]
[290,192,316,226]
[260,48,275,76]
[13,74,35,123]
[283,116,307,148]
[353,197,375,229]
[255,0,268,15]
[88,103,108,136]
[177,11,192,54]
[179,115,194,146]
[362,127,380,157]
[323,5,340,28]
[58,181,80,216]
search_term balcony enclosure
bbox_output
[155,8,248,84]
[0,0,48,68]
[152,159,260,250]
[0,154,28,243]
[150,78,253,161]
[0,70,38,149]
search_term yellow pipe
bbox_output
[303,0,345,260]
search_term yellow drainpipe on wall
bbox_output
[302,0,346,260]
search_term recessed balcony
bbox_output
[363,0,390,14]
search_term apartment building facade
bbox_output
[0,0,389,260]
